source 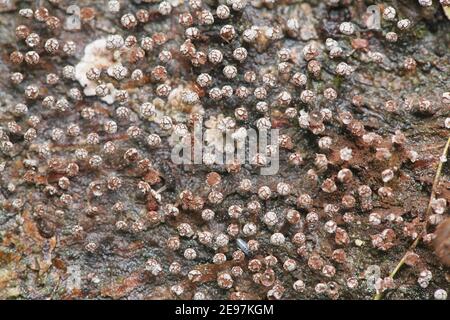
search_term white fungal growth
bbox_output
[75,38,119,104]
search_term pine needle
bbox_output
[374,136,450,300]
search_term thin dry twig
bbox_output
[374,136,450,300]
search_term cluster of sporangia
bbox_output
[1,0,449,300]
